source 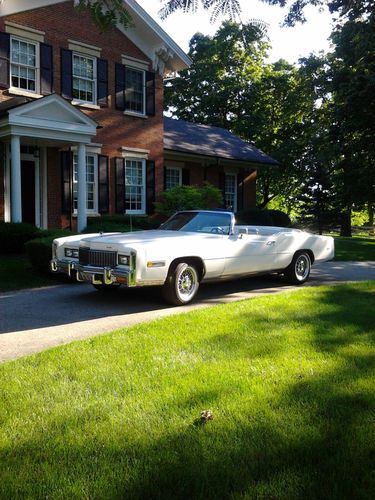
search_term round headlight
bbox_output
[65,248,73,257]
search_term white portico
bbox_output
[0,94,97,231]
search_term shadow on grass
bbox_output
[1,284,374,499]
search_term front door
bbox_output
[21,160,35,225]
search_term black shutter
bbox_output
[182,168,190,185]
[115,157,125,214]
[145,71,155,116]
[237,172,244,212]
[40,43,53,95]
[0,32,10,89]
[98,155,109,213]
[97,58,108,107]
[115,63,125,110]
[219,172,226,208]
[61,48,72,99]
[146,160,155,215]
[61,151,73,214]
[163,166,167,190]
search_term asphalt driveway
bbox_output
[1,261,374,363]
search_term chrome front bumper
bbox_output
[50,259,136,286]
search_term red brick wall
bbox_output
[0,1,164,226]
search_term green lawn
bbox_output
[1,282,374,499]
[334,236,375,261]
[0,254,57,292]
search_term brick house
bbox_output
[0,0,277,231]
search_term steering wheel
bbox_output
[210,227,225,234]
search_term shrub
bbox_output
[154,184,223,217]
[25,230,72,271]
[236,208,274,226]
[267,209,292,227]
[236,208,292,227]
[85,215,162,233]
[0,222,40,254]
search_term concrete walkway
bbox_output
[1,261,374,363]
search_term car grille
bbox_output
[79,247,117,267]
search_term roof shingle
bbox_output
[164,117,278,165]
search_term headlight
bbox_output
[64,248,79,258]
[52,243,57,259]
[118,254,130,266]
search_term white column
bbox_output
[40,147,48,229]
[10,135,22,223]
[4,143,11,222]
[34,156,41,228]
[77,142,87,232]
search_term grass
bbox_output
[334,236,375,261]
[0,254,57,292]
[1,282,375,499]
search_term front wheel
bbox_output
[162,262,200,306]
[284,251,311,285]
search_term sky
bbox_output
[137,0,334,63]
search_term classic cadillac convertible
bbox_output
[51,210,334,305]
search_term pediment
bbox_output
[9,94,97,128]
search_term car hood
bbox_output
[80,230,220,248]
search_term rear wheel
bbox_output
[162,262,200,306]
[284,251,311,285]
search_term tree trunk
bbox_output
[369,203,374,236]
[340,207,352,237]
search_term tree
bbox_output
[76,0,375,31]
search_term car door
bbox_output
[222,230,278,276]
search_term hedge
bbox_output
[25,230,73,272]
[236,208,291,227]
[0,222,42,254]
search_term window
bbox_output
[224,173,237,211]
[125,67,145,114]
[125,159,145,214]
[10,37,38,92]
[72,53,96,104]
[165,166,182,190]
[73,154,98,213]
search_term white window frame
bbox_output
[72,52,97,106]
[124,65,146,116]
[224,173,237,212]
[165,166,182,190]
[72,154,98,215]
[10,35,39,95]
[125,158,146,215]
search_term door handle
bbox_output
[266,240,276,245]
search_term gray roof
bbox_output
[164,117,279,165]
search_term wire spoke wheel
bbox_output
[163,262,200,305]
[285,251,311,285]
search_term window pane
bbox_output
[10,38,37,92]
[73,155,97,212]
[125,159,144,212]
[125,68,144,114]
[72,54,96,104]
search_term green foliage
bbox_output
[154,183,223,217]
[25,230,72,271]
[75,0,133,31]
[0,222,40,254]
[85,215,162,233]
[0,255,57,292]
[1,283,375,498]
[236,208,291,226]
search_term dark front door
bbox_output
[21,160,35,225]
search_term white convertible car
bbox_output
[51,210,334,305]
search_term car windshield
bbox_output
[159,211,232,235]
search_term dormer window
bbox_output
[10,37,38,93]
[72,53,96,105]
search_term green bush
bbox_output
[267,209,292,227]
[154,184,223,217]
[25,230,72,271]
[0,222,40,254]
[85,215,162,233]
[236,208,291,227]
[236,208,274,226]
